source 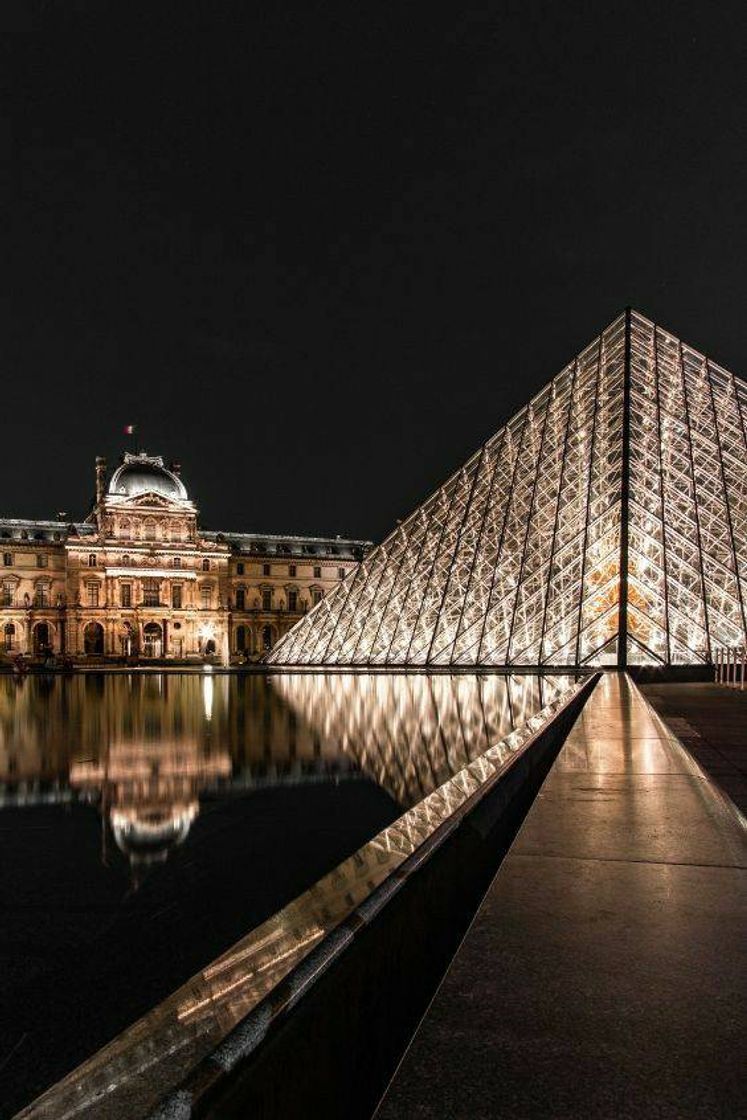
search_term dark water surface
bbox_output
[0,671,569,1115]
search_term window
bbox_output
[37,553,48,568]
[312,589,323,606]
[143,579,159,607]
[236,625,247,651]
[338,567,345,579]
[235,588,246,610]
[88,554,97,567]
[201,587,211,609]
[171,557,182,569]
[313,566,321,579]
[87,582,100,608]
[287,590,298,612]
[288,564,296,577]
[120,583,132,608]
[1,581,14,607]
[34,583,50,607]
[262,563,271,576]
[262,588,273,611]
[2,553,11,566]
[172,584,183,609]
[145,522,156,541]
[3,622,15,651]
[236,562,245,575]
[202,558,210,572]
[121,554,132,566]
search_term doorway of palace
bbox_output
[3,622,16,652]
[204,638,216,656]
[83,621,104,656]
[33,622,51,658]
[143,622,163,658]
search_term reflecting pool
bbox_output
[0,670,571,1117]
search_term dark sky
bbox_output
[9,2,747,540]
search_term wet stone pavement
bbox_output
[641,681,747,814]
[375,673,747,1120]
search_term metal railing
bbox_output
[714,646,746,689]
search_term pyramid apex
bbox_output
[268,311,746,669]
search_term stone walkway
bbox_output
[642,680,747,814]
[375,672,747,1120]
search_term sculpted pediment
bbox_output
[113,493,184,511]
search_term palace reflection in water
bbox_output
[0,672,571,881]
[1,670,577,1120]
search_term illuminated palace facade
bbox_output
[0,452,370,663]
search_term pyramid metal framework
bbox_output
[269,310,747,668]
[273,673,573,806]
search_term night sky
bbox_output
[9,3,747,541]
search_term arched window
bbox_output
[143,621,162,657]
[33,622,51,656]
[84,621,104,656]
[3,622,15,651]
[88,554,97,567]
[202,558,210,572]
[261,624,275,651]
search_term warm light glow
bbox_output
[202,674,213,720]
[269,310,747,668]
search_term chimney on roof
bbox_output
[95,457,107,504]
[170,460,182,477]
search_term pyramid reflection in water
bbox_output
[269,310,747,668]
[274,673,573,807]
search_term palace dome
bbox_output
[108,453,188,501]
[110,803,199,865]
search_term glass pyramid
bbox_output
[269,310,747,668]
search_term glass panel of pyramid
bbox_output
[269,310,747,668]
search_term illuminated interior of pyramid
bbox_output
[269,310,747,667]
